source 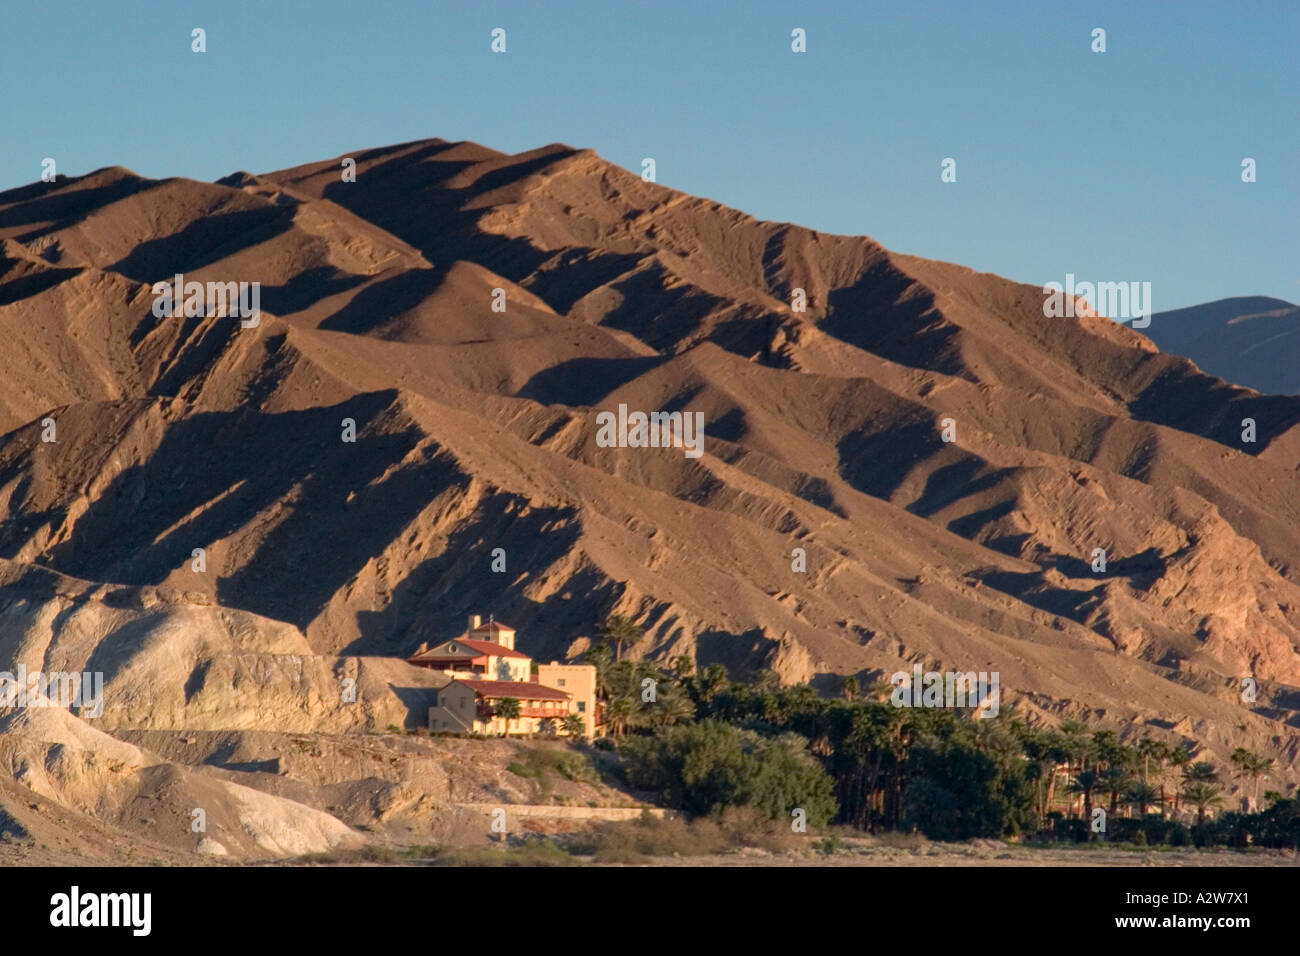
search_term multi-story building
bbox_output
[536,662,600,738]
[409,615,600,737]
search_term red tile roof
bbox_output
[458,638,529,659]
[457,679,570,701]
[408,638,530,662]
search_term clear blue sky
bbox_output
[2,0,1295,310]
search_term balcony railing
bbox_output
[479,704,570,720]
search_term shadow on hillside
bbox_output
[387,684,442,729]
[1126,368,1300,457]
[0,265,82,305]
[972,545,1170,622]
[319,267,446,336]
[260,265,370,317]
[836,418,943,501]
[517,355,666,407]
[908,457,1018,518]
[35,391,465,633]
[694,627,777,680]
[0,173,155,238]
[109,207,294,283]
[823,260,964,377]
[316,145,655,324]
[345,501,583,656]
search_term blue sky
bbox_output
[2,0,1295,310]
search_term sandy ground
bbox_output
[7,835,1295,868]
[641,844,1300,867]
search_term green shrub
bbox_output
[621,720,837,825]
[436,836,574,867]
[510,747,597,790]
[812,836,843,855]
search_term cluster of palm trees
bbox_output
[489,695,586,737]
[585,615,697,736]
[1021,720,1274,828]
[571,616,1287,841]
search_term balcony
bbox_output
[478,703,570,720]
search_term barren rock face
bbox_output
[0,693,363,858]
[1,138,1299,857]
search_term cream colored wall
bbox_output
[428,671,589,737]
[429,705,473,732]
[428,682,560,736]
[537,664,599,737]
[471,626,516,650]
[428,682,477,732]
[478,714,548,736]
[488,655,530,682]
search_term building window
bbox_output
[577,701,586,713]
[556,679,566,687]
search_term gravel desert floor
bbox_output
[641,844,1300,867]
[5,834,1297,868]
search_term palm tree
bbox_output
[866,679,894,702]
[1100,766,1134,815]
[1230,748,1274,811]
[561,713,586,738]
[1123,781,1163,817]
[1020,728,1070,823]
[1166,746,1189,813]
[842,675,860,701]
[1060,720,1093,775]
[1248,753,1274,810]
[694,663,729,704]
[1229,747,1251,802]
[494,697,520,736]
[1136,738,1170,812]
[603,696,634,737]
[1068,770,1103,822]
[648,683,695,729]
[600,614,642,662]
[1091,730,1124,771]
[1136,738,1167,781]
[585,642,613,697]
[1181,782,1223,826]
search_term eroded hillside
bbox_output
[1,139,1298,856]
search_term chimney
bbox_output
[469,614,481,630]
[416,642,428,654]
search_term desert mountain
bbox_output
[1,137,1299,844]
[1136,297,1300,397]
